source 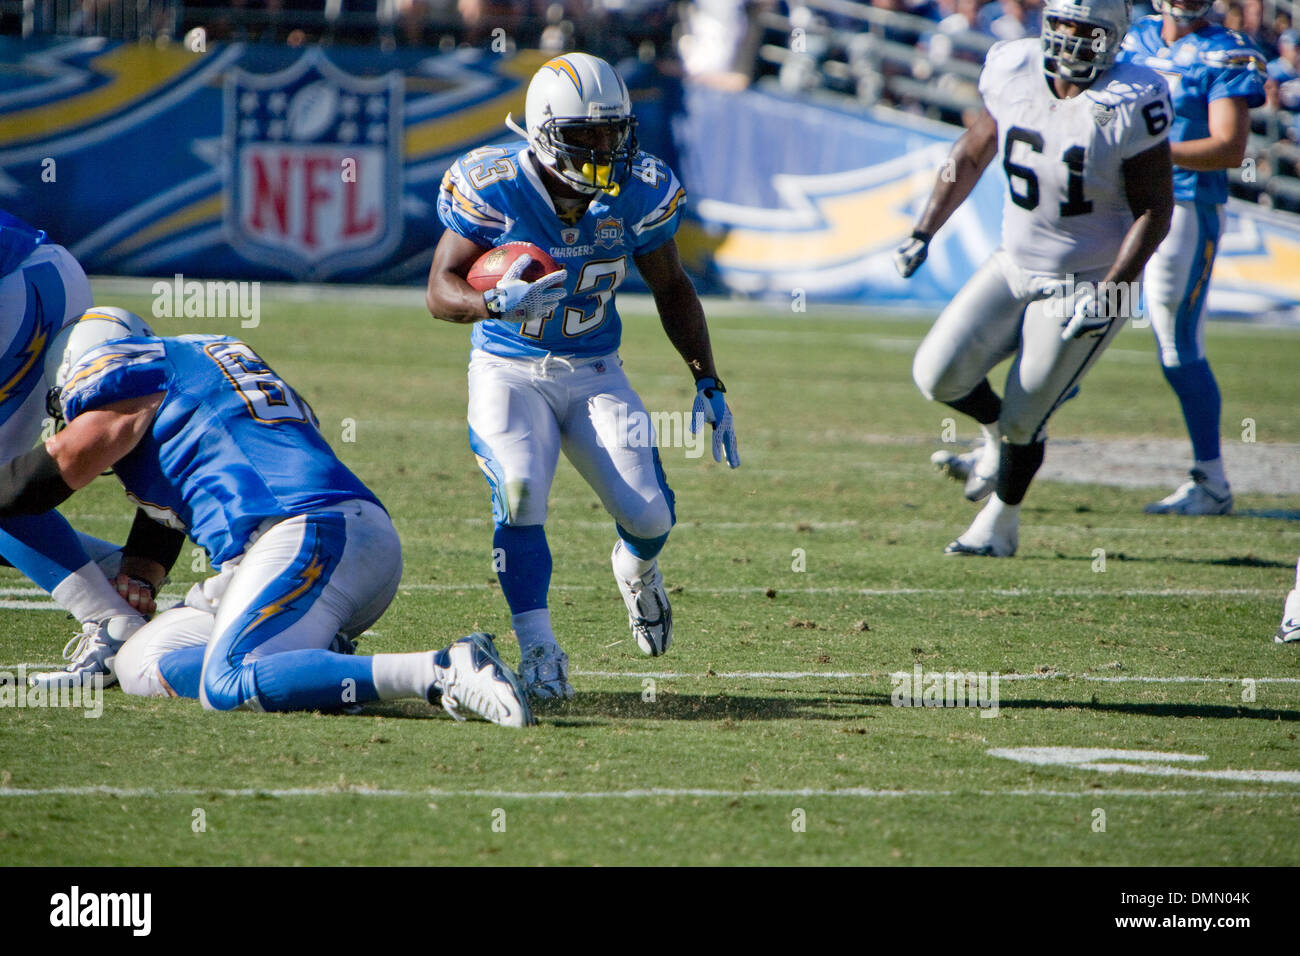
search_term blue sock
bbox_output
[244,650,380,712]
[1162,359,1221,463]
[76,532,124,567]
[0,512,94,592]
[493,524,551,614]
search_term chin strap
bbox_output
[504,112,529,139]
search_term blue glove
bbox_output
[690,377,740,468]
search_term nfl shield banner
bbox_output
[224,48,404,280]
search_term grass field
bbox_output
[2,287,1298,866]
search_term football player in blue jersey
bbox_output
[425,53,740,700]
[0,307,533,726]
[1119,1,1267,515]
[0,212,165,688]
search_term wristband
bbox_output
[696,376,726,394]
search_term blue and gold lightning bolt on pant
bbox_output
[116,499,402,711]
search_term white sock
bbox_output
[967,494,1020,540]
[50,560,138,624]
[1195,458,1228,488]
[976,425,1001,474]
[612,540,655,581]
[512,607,556,655]
[370,651,437,701]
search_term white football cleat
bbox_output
[519,643,575,700]
[427,633,535,727]
[1276,589,1300,645]
[943,532,1017,558]
[28,615,146,690]
[943,500,1018,557]
[931,445,997,501]
[1144,469,1233,516]
[612,541,672,656]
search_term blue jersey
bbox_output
[0,210,46,278]
[60,334,381,567]
[437,142,686,359]
[1119,16,1266,204]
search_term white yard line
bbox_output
[571,670,1300,684]
[4,664,1295,685]
[0,784,1292,800]
[0,583,1283,613]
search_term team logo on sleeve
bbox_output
[594,217,624,250]
[224,48,404,279]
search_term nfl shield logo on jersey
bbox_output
[1092,103,1116,127]
[561,227,581,245]
[224,48,404,279]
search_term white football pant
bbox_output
[1141,200,1223,368]
[115,499,402,702]
[466,349,675,539]
[913,250,1127,445]
[0,243,92,458]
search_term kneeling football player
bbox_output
[426,53,740,699]
[895,0,1174,556]
[0,307,533,726]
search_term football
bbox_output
[465,242,560,292]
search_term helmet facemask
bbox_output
[1042,14,1120,84]
[1154,0,1212,22]
[536,115,638,197]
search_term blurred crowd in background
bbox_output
[7,0,1300,208]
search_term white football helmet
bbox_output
[1153,0,1212,22]
[1042,0,1133,84]
[44,306,154,420]
[506,52,638,197]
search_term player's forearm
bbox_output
[1170,136,1248,171]
[425,274,491,324]
[1105,205,1172,287]
[914,152,985,238]
[913,112,997,238]
[123,508,185,582]
[657,282,719,382]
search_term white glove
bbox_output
[1059,283,1110,341]
[894,232,930,279]
[484,254,568,323]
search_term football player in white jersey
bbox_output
[895,0,1174,556]
[426,53,740,699]
[1119,1,1266,516]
